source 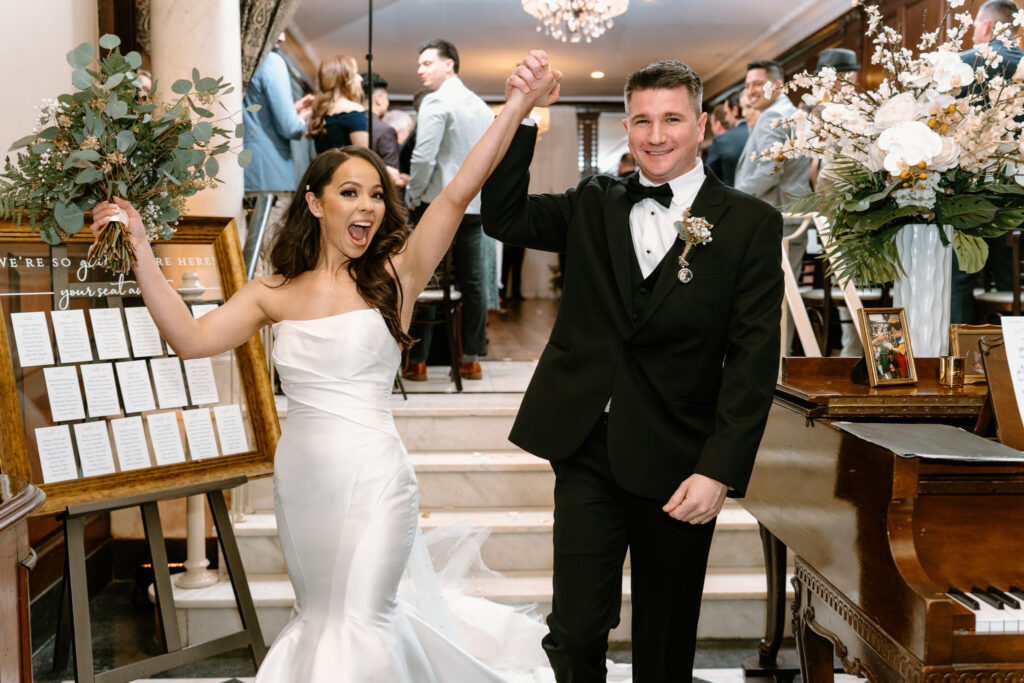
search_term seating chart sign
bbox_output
[0,216,279,516]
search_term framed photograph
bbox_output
[858,307,917,386]
[949,323,1001,384]
[0,215,280,516]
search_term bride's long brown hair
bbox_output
[268,147,413,350]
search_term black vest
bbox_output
[629,243,666,326]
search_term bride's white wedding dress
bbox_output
[255,309,543,682]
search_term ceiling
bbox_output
[288,0,852,104]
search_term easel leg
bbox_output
[141,501,182,652]
[65,516,94,683]
[51,562,71,672]
[208,489,268,664]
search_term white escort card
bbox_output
[50,309,94,363]
[111,416,151,471]
[183,358,219,405]
[79,363,122,418]
[150,357,188,409]
[10,311,54,367]
[124,306,164,357]
[115,360,156,414]
[182,408,219,460]
[35,425,78,483]
[43,366,86,422]
[146,412,186,465]
[73,421,116,477]
[213,404,249,455]
[88,308,130,360]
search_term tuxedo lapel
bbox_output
[635,169,730,329]
[604,178,635,317]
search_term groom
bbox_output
[483,53,783,681]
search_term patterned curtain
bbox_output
[240,0,302,89]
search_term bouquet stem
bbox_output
[87,219,135,275]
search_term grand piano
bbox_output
[743,357,1024,681]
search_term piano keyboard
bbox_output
[948,587,1024,633]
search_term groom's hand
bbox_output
[662,474,728,525]
[506,50,562,106]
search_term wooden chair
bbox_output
[401,248,463,394]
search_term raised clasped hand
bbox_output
[662,473,728,525]
[505,50,562,109]
[89,196,145,245]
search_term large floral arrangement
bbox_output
[763,0,1024,285]
[0,34,255,273]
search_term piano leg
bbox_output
[742,523,800,681]
[793,574,836,683]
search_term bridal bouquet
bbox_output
[0,34,255,273]
[762,0,1024,285]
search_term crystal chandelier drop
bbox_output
[521,0,629,43]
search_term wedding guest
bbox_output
[703,93,747,186]
[739,92,759,129]
[308,55,369,155]
[243,34,314,193]
[951,0,1024,324]
[361,72,401,169]
[404,39,493,382]
[617,152,636,177]
[385,109,413,146]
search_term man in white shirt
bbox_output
[483,55,784,682]
[403,39,494,381]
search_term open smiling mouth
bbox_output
[348,221,372,245]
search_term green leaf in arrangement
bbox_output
[116,130,135,152]
[125,51,142,69]
[40,224,63,245]
[192,121,212,142]
[98,34,121,50]
[196,77,219,93]
[234,123,245,138]
[192,106,214,118]
[8,135,35,151]
[66,43,94,69]
[192,68,201,85]
[37,127,60,141]
[104,72,125,89]
[54,200,84,234]
[245,104,262,113]
[238,148,253,167]
[72,68,93,90]
[74,168,103,184]
[171,79,193,95]
[115,181,128,196]
[105,98,128,119]
[64,150,100,169]
[31,142,54,155]
[936,195,998,230]
[204,156,219,177]
[178,131,194,148]
[156,205,179,223]
[952,231,989,274]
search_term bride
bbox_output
[90,53,561,681]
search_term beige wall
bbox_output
[0,0,99,156]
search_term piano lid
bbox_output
[835,422,1024,462]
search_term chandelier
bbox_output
[521,0,629,43]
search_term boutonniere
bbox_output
[673,208,714,284]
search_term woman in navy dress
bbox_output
[308,55,370,154]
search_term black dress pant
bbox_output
[543,416,716,683]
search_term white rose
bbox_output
[930,136,960,171]
[877,120,944,176]
[874,92,923,131]
[926,50,975,91]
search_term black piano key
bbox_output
[972,587,1005,609]
[949,588,980,610]
[1010,586,1024,602]
[987,587,1021,609]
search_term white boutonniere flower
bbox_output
[673,208,714,284]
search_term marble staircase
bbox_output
[166,372,790,648]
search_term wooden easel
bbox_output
[52,475,266,682]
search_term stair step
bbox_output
[412,451,555,508]
[168,567,792,647]
[233,505,765,575]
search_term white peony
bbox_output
[925,50,975,91]
[877,120,943,175]
[874,92,923,131]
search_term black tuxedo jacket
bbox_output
[703,121,748,187]
[481,125,783,501]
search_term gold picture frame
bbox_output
[0,215,279,516]
[949,323,1001,384]
[858,307,917,386]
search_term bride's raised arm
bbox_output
[394,50,561,305]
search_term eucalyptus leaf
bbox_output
[237,148,253,168]
[204,156,219,177]
[171,79,193,95]
[192,106,214,118]
[192,68,201,85]
[37,127,60,141]
[192,121,212,142]
[115,181,128,196]
[156,205,179,223]
[125,51,142,69]
[98,34,121,50]
[74,168,103,184]
[72,68,93,90]
[245,104,262,113]
[104,72,125,89]
[234,123,245,138]
[31,142,54,154]
[105,98,128,119]
[67,43,93,69]
[8,135,35,151]
[40,224,63,244]
[178,132,194,148]
[54,200,84,233]
[196,77,218,93]
[116,130,135,152]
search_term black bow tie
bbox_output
[624,174,674,208]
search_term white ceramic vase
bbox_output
[891,223,952,357]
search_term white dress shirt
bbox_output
[629,163,706,278]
